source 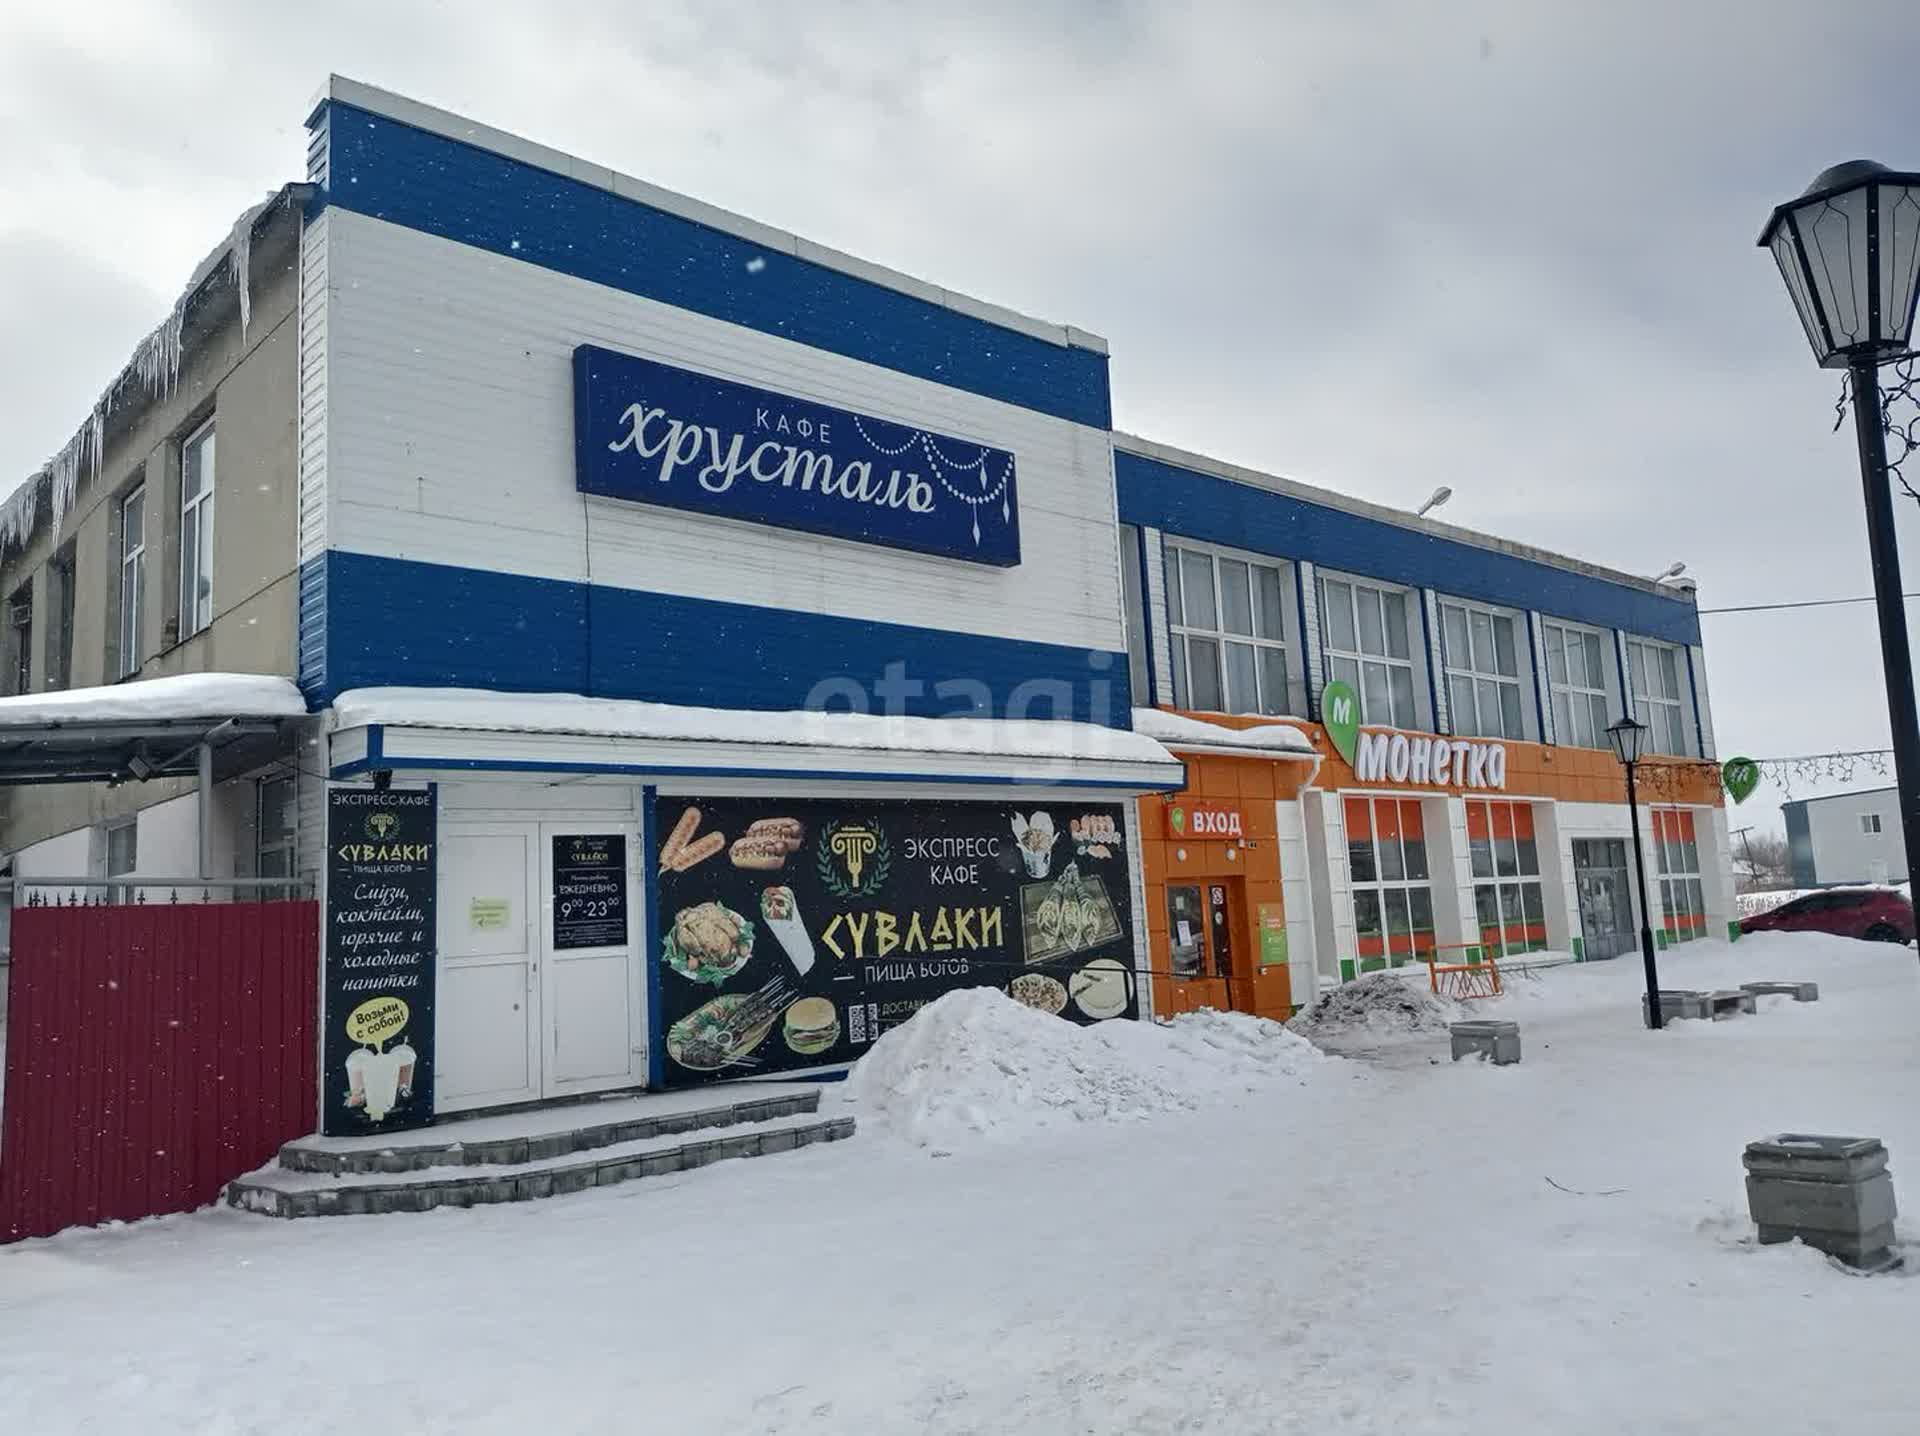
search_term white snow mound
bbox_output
[839,987,1324,1147]
[1287,970,1458,1038]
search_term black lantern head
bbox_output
[1606,715,1648,767]
[1761,161,1920,369]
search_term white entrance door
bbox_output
[436,825,542,1113]
[539,823,645,1098]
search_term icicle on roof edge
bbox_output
[0,190,283,555]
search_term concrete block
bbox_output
[638,1150,684,1177]
[550,1166,598,1196]
[1741,981,1819,1002]
[524,1133,574,1162]
[1745,1134,1899,1271]
[1644,989,1710,1023]
[516,1173,556,1201]
[1758,1221,1898,1266]
[761,1126,801,1153]
[1449,1020,1521,1065]
[1746,1173,1897,1234]
[1707,989,1756,1018]
[1744,1135,1889,1184]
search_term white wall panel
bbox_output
[324,213,1125,653]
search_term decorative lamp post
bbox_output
[1607,715,1664,1030]
[1760,161,1920,890]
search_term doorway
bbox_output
[1165,878,1246,1013]
[435,820,645,1114]
[1572,838,1635,961]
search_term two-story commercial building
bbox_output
[0,78,1735,1144]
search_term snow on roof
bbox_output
[0,673,308,728]
[0,187,301,555]
[332,687,1182,770]
[1129,707,1316,756]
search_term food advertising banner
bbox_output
[654,797,1137,1085]
[323,787,435,1136]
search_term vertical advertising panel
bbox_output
[654,797,1136,1086]
[323,787,436,1135]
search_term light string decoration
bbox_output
[1633,748,1894,801]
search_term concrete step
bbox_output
[276,1085,823,1176]
[228,1111,854,1218]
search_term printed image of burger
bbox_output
[782,996,841,1056]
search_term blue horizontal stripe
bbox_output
[315,103,1111,430]
[310,549,1134,728]
[1116,450,1701,645]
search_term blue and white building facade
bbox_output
[295,80,1182,1119]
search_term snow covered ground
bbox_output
[4,932,1917,1434]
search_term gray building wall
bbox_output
[1782,788,1905,887]
[0,204,304,861]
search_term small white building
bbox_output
[1783,787,1906,887]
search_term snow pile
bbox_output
[839,987,1323,1146]
[1130,706,1316,754]
[1287,970,1458,1038]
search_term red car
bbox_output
[1740,888,1915,944]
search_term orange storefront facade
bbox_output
[1135,708,1733,1017]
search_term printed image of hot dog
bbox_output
[666,830,725,873]
[744,817,805,853]
[659,805,702,870]
[729,833,792,870]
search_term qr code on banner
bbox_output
[848,1004,868,1044]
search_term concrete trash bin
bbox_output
[1743,1135,1900,1272]
[1450,1020,1520,1065]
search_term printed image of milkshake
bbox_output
[361,1048,403,1122]
[392,1042,418,1097]
[760,885,815,975]
[345,1047,370,1109]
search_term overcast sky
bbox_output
[4,0,1918,833]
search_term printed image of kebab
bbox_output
[711,975,799,1064]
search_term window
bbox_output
[1653,808,1706,943]
[1466,799,1547,958]
[1440,600,1524,739]
[47,545,75,691]
[105,819,137,904]
[1344,796,1434,974]
[1541,620,1612,748]
[1119,525,1149,705]
[1862,813,1884,835]
[7,581,31,696]
[1319,576,1416,727]
[1627,638,1689,756]
[257,775,297,892]
[1164,542,1291,715]
[180,420,215,638]
[118,484,146,677]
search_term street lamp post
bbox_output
[1761,161,1920,892]
[1607,716,1664,1030]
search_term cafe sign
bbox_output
[1354,729,1508,791]
[1165,800,1245,841]
[573,345,1021,565]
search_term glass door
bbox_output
[1572,838,1635,961]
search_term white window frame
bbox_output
[1343,794,1435,973]
[1163,539,1294,716]
[179,418,215,639]
[1653,807,1706,943]
[1541,618,1613,749]
[257,774,297,886]
[1318,574,1418,728]
[1863,813,1884,835]
[105,818,137,904]
[118,483,146,678]
[1626,637,1689,757]
[1439,598,1526,739]
[1465,798,1547,959]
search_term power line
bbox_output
[1698,592,1920,615]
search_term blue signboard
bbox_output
[573,345,1021,566]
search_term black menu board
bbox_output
[322,787,436,1136]
[552,834,628,949]
[654,796,1137,1087]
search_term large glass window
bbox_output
[1319,577,1416,727]
[257,775,297,894]
[118,483,146,677]
[1541,620,1612,748]
[1164,542,1291,716]
[1466,799,1547,958]
[1627,639,1689,756]
[105,819,137,904]
[1344,796,1434,973]
[1653,808,1707,942]
[180,420,215,638]
[1440,600,1524,739]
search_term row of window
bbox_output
[1147,534,1696,755]
[5,418,215,695]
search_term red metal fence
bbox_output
[1,901,318,1242]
